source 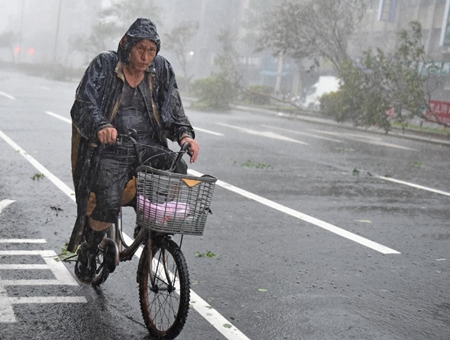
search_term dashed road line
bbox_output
[261,124,343,142]
[0,264,48,270]
[0,239,46,243]
[217,122,309,145]
[45,111,71,124]
[0,127,248,338]
[0,129,75,200]
[0,250,81,286]
[188,170,401,255]
[0,91,15,100]
[0,199,15,214]
[377,176,450,197]
[122,233,250,340]
[0,248,86,323]
[308,128,416,150]
[193,126,224,136]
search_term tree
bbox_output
[73,0,161,62]
[0,30,18,62]
[163,21,199,91]
[321,21,448,132]
[191,28,242,110]
[258,0,366,73]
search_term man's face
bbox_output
[129,39,157,72]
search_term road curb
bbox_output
[232,104,450,147]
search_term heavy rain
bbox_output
[0,1,449,340]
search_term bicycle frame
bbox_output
[87,129,203,338]
[104,208,146,263]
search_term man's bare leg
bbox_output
[88,217,111,231]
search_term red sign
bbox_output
[426,100,450,124]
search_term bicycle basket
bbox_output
[136,165,217,236]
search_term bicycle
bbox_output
[81,131,217,339]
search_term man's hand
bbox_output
[180,137,199,163]
[98,127,118,144]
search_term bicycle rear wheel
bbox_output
[138,236,190,340]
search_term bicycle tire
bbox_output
[138,236,190,339]
[91,246,110,286]
[91,238,117,286]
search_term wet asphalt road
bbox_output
[0,68,449,340]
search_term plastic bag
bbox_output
[137,194,190,223]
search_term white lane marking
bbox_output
[261,124,343,143]
[0,287,85,323]
[0,250,79,286]
[0,280,68,286]
[45,111,71,124]
[0,130,75,200]
[0,239,47,243]
[0,199,15,214]
[0,128,248,339]
[0,286,15,323]
[193,126,224,136]
[377,176,450,197]
[7,296,87,304]
[217,122,309,145]
[188,169,401,255]
[309,129,416,151]
[0,91,15,100]
[122,234,250,340]
[0,249,86,323]
[42,112,224,137]
[0,264,48,270]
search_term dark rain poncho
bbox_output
[68,18,194,251]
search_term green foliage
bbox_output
[321,21,446,131]
[163,21,199,91]
[73,0,161,60]
[191,74,236,110]
[241,160,270,169]
[31,173,45,181]
[195,251,217,258]
[191,28,242,110]
[258,0,366,71]
[56,243,78,262]
[320,61,391,132]
[241,85,274,105]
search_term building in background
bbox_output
[2,0,449,105]
[351,0,450,103]
[352,0,449,59]
[0,0,101,67]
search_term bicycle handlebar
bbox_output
[117,129,191,171]
[170,142,191,171]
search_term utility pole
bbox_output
[53,0,62,64]
[18,0,25,63]
[274,54,284,94]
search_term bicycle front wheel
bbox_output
[138,236,190,340]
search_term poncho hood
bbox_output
[117,18,161,63]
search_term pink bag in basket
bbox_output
[137,195,190,223]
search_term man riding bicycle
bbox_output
[70,18,199,284]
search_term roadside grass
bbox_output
[182,93,449,139]
[390,122,449,137]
